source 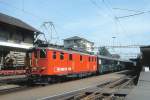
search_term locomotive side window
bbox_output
[40,49,47,58]
[53,52,56,59]
[69,54,72,60]
[89,57,90,62]
[34,51,37,58]
[80,55,82,61]
[60,52,64,60]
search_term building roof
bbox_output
[140,45,150,53]
[0,12,39,32]
[64,36,94,44]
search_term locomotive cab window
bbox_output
[60,52,64,60]
[40,49,47,58]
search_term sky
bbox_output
[0,0,150,59]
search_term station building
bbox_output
[64,36,94,52]
[0,13,40,69]
[140,46,150,68]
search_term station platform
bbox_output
[126,71,150,100]
[0,84,20,91]
[0,75,26,83]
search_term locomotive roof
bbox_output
[35,47,97,56]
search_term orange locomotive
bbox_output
[26,47,98,83]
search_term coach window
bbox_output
[69,54,72,60]
[80,55,82,61]
[53,52,56,59]
[60,52,64,60]
[40,49,46,58]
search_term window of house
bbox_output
[69,54,72,60]
[53,51,56,59]
[60,52,64,60]
[40,49,46,58]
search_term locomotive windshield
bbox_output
[40,49,47,58]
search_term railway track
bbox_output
[43,75,136,100]
[0,70,133,97]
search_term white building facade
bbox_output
[64,36,94,52]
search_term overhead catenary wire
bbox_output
[101,0,121,36]
[89,0,130,53]
[0,0,45,21]
[0,0,61,44]
[102,0,127,34]
[100,0,137,55]
[90,0,102,10]
[113,8,142,13]
[89,0,113,22]
[113,7,150,19]
[89,0,120,36]
[116,11,150,19]
[40,22,60,44]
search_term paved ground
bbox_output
[126,71,150,100]
[0,72,125,100]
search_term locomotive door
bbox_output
[32,50,38,67]
[59,52,67,73]
[67,53,74,73]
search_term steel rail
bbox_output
[80,76,129,100]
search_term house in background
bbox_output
[64,36,94,52]
[0,13,40,69]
